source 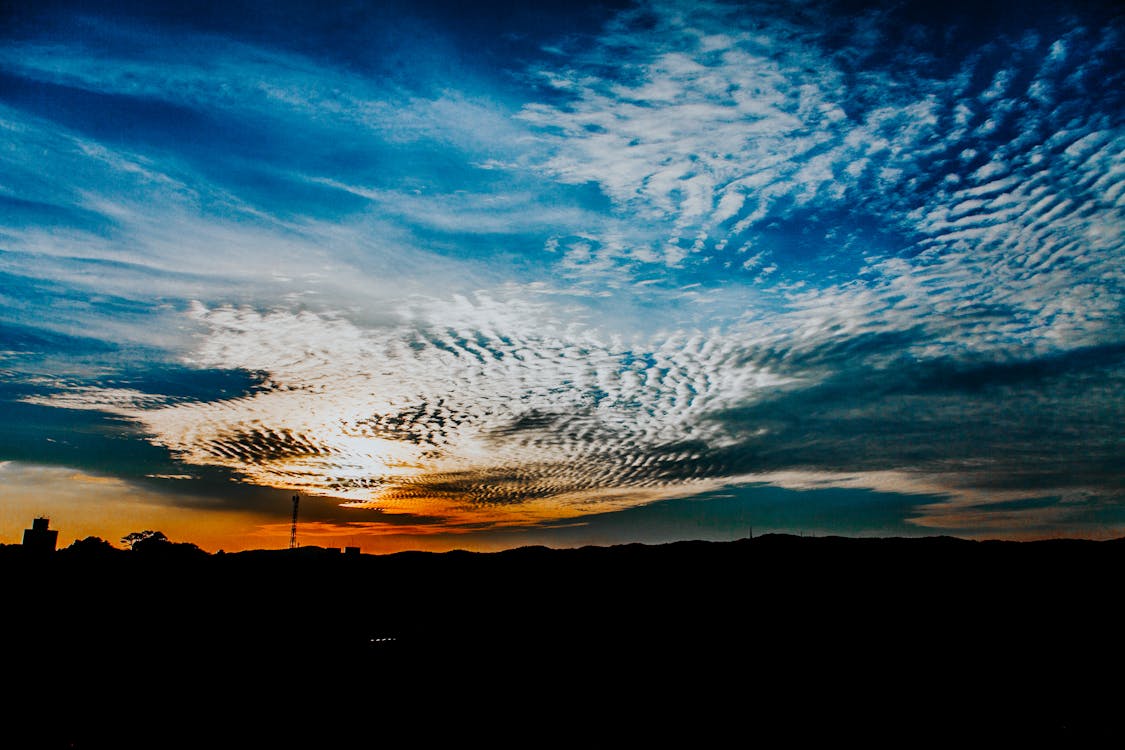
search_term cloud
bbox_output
[4,0,1123,539]
[518,0,1124,360]
[24,299,794,524]
[25,288,1124,533]
[0,16,576,350]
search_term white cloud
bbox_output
[516,0,1124,365]
[27,297,795,524]
[6,1,1123,537]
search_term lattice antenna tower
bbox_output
[289,494,300,549]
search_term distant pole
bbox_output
[289,494,300,550]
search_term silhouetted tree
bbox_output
[121,530,168,550]
[61,536,122,559]
[122,530,207,560]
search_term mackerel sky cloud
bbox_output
[2,0,1122,549]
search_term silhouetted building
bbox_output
[22,517,58,554]
[344,546,361,557]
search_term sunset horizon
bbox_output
[2,0,1122,554]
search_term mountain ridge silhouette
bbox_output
[4,533,1120,746]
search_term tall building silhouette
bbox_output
[22,517,58,554]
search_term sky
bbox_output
[1,0,1122,552]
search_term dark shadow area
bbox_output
[3,535,1122,746]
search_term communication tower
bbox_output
[289,494,299,549]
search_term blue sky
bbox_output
[1,0,1122,550]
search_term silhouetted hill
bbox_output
[4,535,1122,746]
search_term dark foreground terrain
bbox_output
[4,535,1122,746]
